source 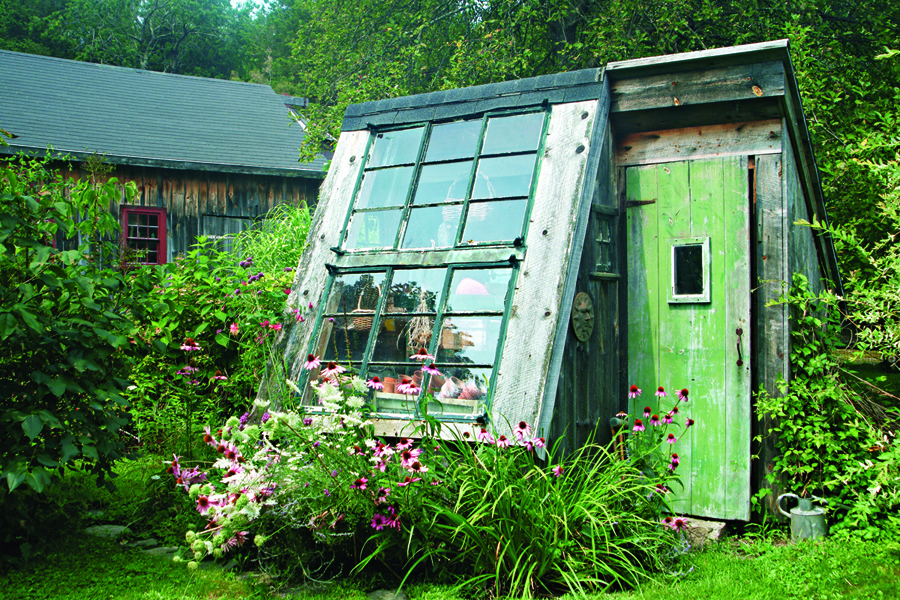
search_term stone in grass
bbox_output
[129,538,159,548]
[84,525,132,539]
[368,589,408,600]
[682,517,728,548]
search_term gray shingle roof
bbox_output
[342,68,604,131]
[0,50,327,176]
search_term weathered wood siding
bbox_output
[548,125,622,451]
[55,163,321,258]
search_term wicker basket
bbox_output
[350,284,380,331]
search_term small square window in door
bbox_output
[667,237,710,303]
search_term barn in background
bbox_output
[0,49,327,262]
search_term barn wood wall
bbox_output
[549,126,622,452]
[56,163,321,257]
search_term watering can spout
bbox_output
[777,493,828,542]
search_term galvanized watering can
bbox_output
[777,494,828,542]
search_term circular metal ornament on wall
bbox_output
[571,291,594,342]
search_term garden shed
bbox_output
[275,40,841,521]
[0,50,327,263]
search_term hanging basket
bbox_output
[350,284,380,331]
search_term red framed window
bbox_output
[121,205,167,265]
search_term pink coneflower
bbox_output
[350,477,368,490]
[176,365,199,376]
[196,495,212,515]
[533,436,546,449]
[396,377,420,395]
[396,437,413,451]
[662,412,673,425]
[375,487,391,503]
[667,433,677,444]
[628,385,641,398]
[270,323,282,331]
[213,370,227,381]
[672,517,689,532]
[522,438,535,451]
[633,419,645,433]
[303,417,313,426]
[650,414,661,427]
[513,421,532,441]
[320,361,345,378]
[399,448,422,468]
[229,323,240,335]
[408,461,428,474]
[371,513,388,531]
[396,476,421,487]
[303,354,321,370]
[422,363,442,376]
[670,453,680,468]
[202,426,216,446]
[662,516,674,529]
[643,406,652,419]
[656,484,670,495]
[476,428,494,444]
[366,376,384,390]
[656,386,667,397]
[260,319,270,328]
[686,418,695,428]
[180,338,201,351]
[496,435,510,449]
[552,466,564,478]
[409,348,435,361]
[678,388,689,401]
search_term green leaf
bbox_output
[215,333,229,348]
[47,378,66,397]
[60,436,79,463]
[15,307,42,334]
[7,470,26,492]
[36,454,59,468]
[25,472,45,493]
[22,415,43,441]
[0,313,16,340]
[81,444,99,461]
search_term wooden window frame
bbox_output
[121,205,167,265]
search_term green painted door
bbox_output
[626,156,751,520]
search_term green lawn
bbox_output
[2,534,898,600]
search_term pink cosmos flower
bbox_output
[678,388,689,401]
[667,433,677,444]
[656,386,667,397]
[366,376,384,390]
[628,384,641,398]
[513,421,532,441]
[180,338,201,351]
[320,361,346,379]
[552,466,564,478]
[229,323,240,335]
[633,419,645,433]
[409,348,435,361]
[303,354,321,370]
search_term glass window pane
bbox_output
[318,314,370,363]
[345,210,402,250]
[413,161,472,205]
[356,166,414,209]
[425,120,481,162]
[428,366,491,415]
[401,205,462,249]
[369,127,425,167]
[481,113,544,154]
[387,268,447,312]
[437,316,502,364]
[674,245,704,295]
[370,314,435,363]
[128,214,138,226]
[462,199,526,244]
[447,268,512,312]
[472,155,536,199]
[324,272,385,315]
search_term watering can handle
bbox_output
[776,493,799,518]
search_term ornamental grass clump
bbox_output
[171,371,688,595]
